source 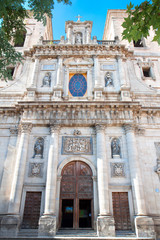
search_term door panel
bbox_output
[60,161,93,229]
[21,192,42,229]
[112,192,132,230]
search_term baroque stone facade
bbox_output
[0,9,160,239]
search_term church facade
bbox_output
[0,10,160,239]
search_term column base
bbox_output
[97,215,115,237]
[135,216,155,238]
[38,215,56,237]
[0,214,20,237]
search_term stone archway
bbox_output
[59,161,93,229]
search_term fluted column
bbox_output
[39,124,60,237]
[124,124,155,238]
[96,124,115,237]
[1,123,32,237]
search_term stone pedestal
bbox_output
[135,216,155,238]
[1,215,20,237]
[97,216,115,237]
[38,215,56,237]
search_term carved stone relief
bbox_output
[62,136,93,155]
[111,163,125,178]
[32,137,44,158]
[28,163,43,177]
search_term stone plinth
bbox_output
[38,215,56,237]
[0,215,20,237]
[135,216,155,238]
[97,215,115,237]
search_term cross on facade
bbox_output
[76,14,83,22]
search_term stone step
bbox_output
[0,237,155,240]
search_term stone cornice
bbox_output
[24,44,133,59]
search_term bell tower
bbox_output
[65,17,93,44]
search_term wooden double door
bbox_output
[59,161,93,229]
[112,192,132,230]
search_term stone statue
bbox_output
[105,72,113,87]
[41,72,51,87]
[32,137,44,158]
[75,33,82,44]
[111,138,121,158]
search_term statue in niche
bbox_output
[32,137,44,158]
[75,32,82,44]
[111,138,121,158]
[41,72,51,87]
[105,72,113,87]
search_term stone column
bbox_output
[1,122,32,237]
[39,124,60,237]
[124,124,155,238]
[95,124,115,237]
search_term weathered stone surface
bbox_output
[97,216,115,237]
[1,215,20,237]
[38,215,56,237]
[135,216,155,238]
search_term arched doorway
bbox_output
[59,161,93,229]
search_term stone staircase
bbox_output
[0,229,156,240]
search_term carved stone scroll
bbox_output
[62,136,93,155]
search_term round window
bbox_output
[69,74,87,97]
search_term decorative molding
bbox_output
[73,129,81,135]
[62,136,93,155]
[50,124,61,134]
[111,162,125,178]
[135,127,145,136]
[95,124,106,133]
[10,127,18,136]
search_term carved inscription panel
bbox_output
[62,136,93,155]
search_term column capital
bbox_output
[123,124,135,133]
[50,124,61,134]
[95,124,106,133]
[10,127,18,136]
[19,122,32,134]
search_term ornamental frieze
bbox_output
[62,136,93,155]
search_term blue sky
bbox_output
[52,0,145,40]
